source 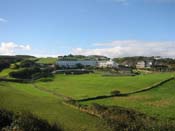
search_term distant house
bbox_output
[136,61,153,69]
[136,61,145,69]
[97,59,118,68]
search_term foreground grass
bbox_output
[1,72,175,130]
[0,82,110,131]
[36,72,174,99]
[82,79,175,120]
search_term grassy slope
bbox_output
[37,57,57,64]
[0,68,17,78]
[36,72,174,99]
[1,71,175,130]
[83,79,175,120]
[0,82,110,131]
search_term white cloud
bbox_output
[0,18,7,23]
[72,40,175,58]
[32,53,61,58]
[0,42,31,55]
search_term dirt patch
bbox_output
[146,99,173,107]
[114,95,151,102]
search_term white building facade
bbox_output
[57,60,118,68]
[57,60,98,68]
[136,61,153,69]
[97,60,118,68]
[136,61,146,69]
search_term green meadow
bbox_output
[0,68,16,77]
[82,78,175,120]
[37,57,57,64]
[0,82,110,131]
[35,72,174,99]
[0,70,175,130]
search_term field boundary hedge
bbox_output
[77,77,175,102]
[126,76,174,95]
[63,100,175,131]
[0,78,31,83]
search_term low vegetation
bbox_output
[9,67,53,80]
[65,100,175,131]
[0,109,62,131]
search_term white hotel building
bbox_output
[57,60,97,68]
[57,59,118,68]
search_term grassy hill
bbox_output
[37,57,57,64]
[0,82,110,131]
[0,70,175,130]
[35,72,174,99]
[82,78,175,120]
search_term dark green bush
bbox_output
[0,61,10,72]
[20,60,37,68]
[110,90,121,95]
[12,112,62,131]
[0,109,13,129]
[86,104,175,131]
[9,67,41,79]
[0,109,63,131]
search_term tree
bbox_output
[76,63,84,69]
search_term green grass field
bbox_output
[0,68,17,78]
[0,82,110,131]
[37,57,57,64]
[0,70,175,130]
[35,72,174,99]
[82,79,175,120]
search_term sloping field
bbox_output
[82,79,175,120]
[0,68,16,78]
[37,57,57,64]
[1,72,175,130]
[35,73,174,99]
[0,82,110,131]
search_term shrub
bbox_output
[9,67,41,79]
[0,109,63,131]
[110,90,121,95]
[0,61,10,72]
[12,112,62,131]
[86,104,175,131]
[0,109,13,129]
[20,60,37,68]
[10,64,19,69]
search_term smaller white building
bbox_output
[136,61,146,69]
[97,60,118,68]
[136,61,153,69]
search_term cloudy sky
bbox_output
[0,0,175,58]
